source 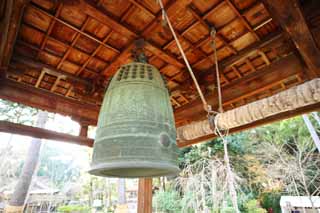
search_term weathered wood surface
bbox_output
[0,120,94,147]
[263,0,320,77]
[0,79,99,125]
[178,102,320,147]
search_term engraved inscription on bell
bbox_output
[89,62,179,178]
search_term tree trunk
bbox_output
[5,111,48,213]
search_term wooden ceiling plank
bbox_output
[79,0,138,38]
[76,30,113,76]
[100,0,188,76]
[187,6,238,55]
[0,120,94,147]
[120,5,136,22]
[144,42,184,68]
[30,4,120,54]
[36,4,63,60]
[225,0,260,41]
[128,0,155,18]
[263,0,320,77]
[141,0,179,37]
[56,17,91,69]
[16,37,99,76]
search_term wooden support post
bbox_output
[137,178,152,213]
[79,124,89,138]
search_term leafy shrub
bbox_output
[260,191,281,213]
[153,190,181,212]
[57,205,90,213]
[244,199,267,213]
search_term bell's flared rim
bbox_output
[88,161,180,178]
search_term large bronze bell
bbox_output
[89,62,179,178]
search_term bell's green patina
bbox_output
[89,62,179,178]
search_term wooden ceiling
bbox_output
[1,0,320,135]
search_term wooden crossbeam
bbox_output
[263,0,320,77]
[0,120,93,147]
[174,53,305,124]
[0,79,99,125]
[178,102,320,147]
[11,55,92,88]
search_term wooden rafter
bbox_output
[36,3,63,59]
[76,30,113,76]
[56,17,91,69]
[263,0,320,77]
[225,0,260,41]
[0,0,29,70]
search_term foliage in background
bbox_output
[57,205,90,213]
[243,199,267,213]
[260,191,281,213]
[155,113,320,212]
[153,190,181,212]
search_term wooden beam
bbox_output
[0,0,29,70]
[0,120,93,147]
[0,79,99,125]
[178,102,320,147]
[174,54,305,124]
[11,55,93,88]
[137,178,152,213]
[263,0,320,77]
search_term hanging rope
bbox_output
[210,28,223,113]
[157,0,212,112]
